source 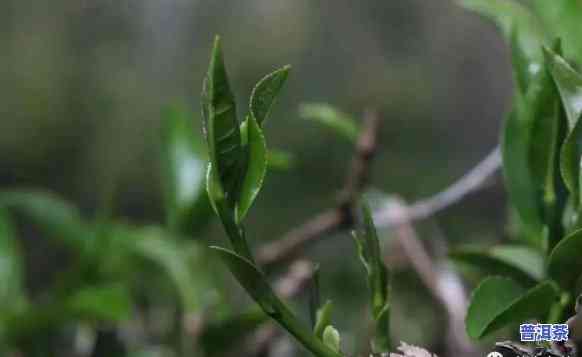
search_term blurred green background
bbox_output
[0,0,513,355]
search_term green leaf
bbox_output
[458,0,546,62]
[211,246,343,357]
[490,246,545,281]
[353,203,390,352]
[526,40,566,249]
[131,228,212,312]
[450,247,541,287]
[465,277,559,340]
[201,36,243,206]
[502,97,543,245]
[544,47,582,131]
[547,228,582,290]
[250,65,291,126]
[67,284,132,322]
[0,190,90,249]
[212,246,278,314]
[322,326,341,353]
[544,47,582,206]
[97,225,214,313]
[300,103,359,142]
[267,149,296,170]
[528,44,562,194]
[0,210,26,316]
[235,115,268,223]
[313,300,333,339]
[161,106,209,234]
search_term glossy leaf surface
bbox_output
[466,277,559,339]
[250,65,290,126]
[235,115,267,223]
[544,48,582,206]
[201,36,242,205]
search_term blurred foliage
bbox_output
[455,0,582,344]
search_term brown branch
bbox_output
[386,198,476,356]
[257,109,382,268]
[373,146,501,228]
[257,209,345,269]
[258,145,501,268]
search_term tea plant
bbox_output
[200,36,394,357]
[451,0,582,343]
[2,2,582,356]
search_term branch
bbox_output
[373,146,501,227]
[385,198,476,356]
[257,109,382,268]
[258,144,501,267]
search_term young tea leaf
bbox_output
[544,47,582,207]
[235,115,268,223]
[250,65,291,126]
[313,300,333,339]
[502,97,544,245]
[201,36,243,207]
[465,277,559,340]
[322,325,341,353]
[211,246,344,357]
[353,203,391,352]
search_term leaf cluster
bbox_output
[456,0,582,341]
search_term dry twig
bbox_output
[257,109,382,268]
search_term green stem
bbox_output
[218,204,255,262]
[271,298,344,357]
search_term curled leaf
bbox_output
[201,36,243,206]
[544,47,582,207]
[250,65,291,126]
[313,300,333,339]
[322,325,341,353]
[235,115,268,223]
